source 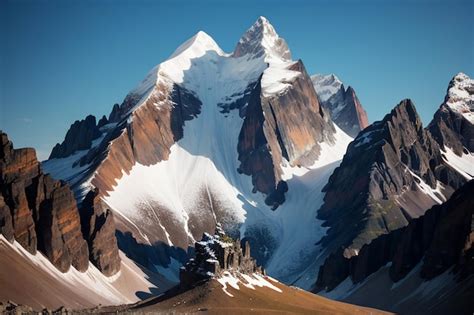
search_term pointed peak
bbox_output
[233,16,291,62]
[311,73,343,102]
[169,30,223,59]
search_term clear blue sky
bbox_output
[1,0,473,160]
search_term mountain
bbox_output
[42,16,350,291]
[313,74,474,313]
[312,74,369,137]
[4,15,473,313]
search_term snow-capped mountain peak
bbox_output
[130,30,224,100]
[311,73,343,102]
[445,72,474,123]
[169,30,224,59]
[233,16,291,63]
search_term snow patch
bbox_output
[217,271,282,297]
[441,146,474,179]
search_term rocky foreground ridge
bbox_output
[179,224,263,288]
[0,132,120,276]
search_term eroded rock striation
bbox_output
[1,131,119,275]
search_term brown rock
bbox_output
[0,195,14,242]
[9,180,37,254]
[81,189,121,276]
[51,184,89,272]
[238,60,336,208]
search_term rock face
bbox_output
[0,131,119,275]
[1,133,39,253]
[180,224,263,288]
[233,16,290,61]
[49,115,102,159]
[312,74,369,137]
[238,61,335,208]
[0,196,14,242]
[315,180,474,291]
[428,72,474,155]
[80,189,121,276]
[314,98,470,292]
[319,99,465,253]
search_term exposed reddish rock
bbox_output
[70,82,201,198]
[1,132,93,273]
[81,189,121,276]
[238,60,335,208]
[49,115,102,159]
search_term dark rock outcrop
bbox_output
[318,99,465,255]
[80,188,121,276]
[180,224,263,288]
[49,115,101,159]
[0,196,14,242]
[238,60,335,208]
[315,180,474,291]
[0,131,102,274]
[97,115,109,128]
[428,72,474,155]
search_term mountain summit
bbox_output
[233,16,291,62]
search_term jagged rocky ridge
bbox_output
[312,74,369,137]
[0,132,120,276]
[316,179,474,291]
[315,74,474,294]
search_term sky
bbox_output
[1,0,473,160]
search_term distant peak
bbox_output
[169,30,223,59]
[233,16,291,62]
[311,73,343,102]
[445,72,474,117]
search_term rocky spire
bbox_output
[233,16,291,62]
[179,225,263,288]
